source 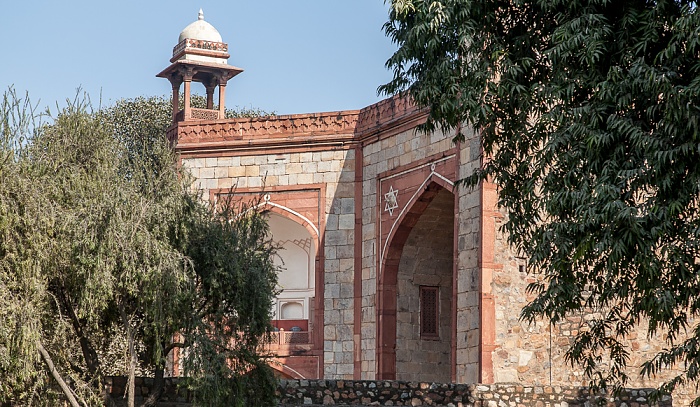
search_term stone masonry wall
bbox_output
[181,148,357,379]
[318,149,356,380]
[455,128,482,383]
[489,213,696,406]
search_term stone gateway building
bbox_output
[157,12,694,404]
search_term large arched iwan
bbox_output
[376,179,454,380]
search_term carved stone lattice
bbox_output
[173,38,228,56]
[190,108,220,121]
[420,286,439,338]
[285,331,310,344]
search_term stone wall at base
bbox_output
[277,380,671,407]
[104,377,673,407]
[104,376,191,407]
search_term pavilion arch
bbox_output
[377,179,456,381]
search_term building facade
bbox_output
[159,12,693,404]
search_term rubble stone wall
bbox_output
[104,377,672,407]
[277,380,671,407]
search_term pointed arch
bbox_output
[379,172,454,282]
[255,199,320,246]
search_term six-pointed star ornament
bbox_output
[384,186,399,216]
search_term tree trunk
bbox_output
[58,290,101,379]
[119,302,136,407]
[37,341,83,407]
[139,340,185,407]
[139,364,164,407]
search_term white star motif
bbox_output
[384,186,399,216]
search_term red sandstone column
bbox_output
[183,79,192,121]
[218,83,226,118]
[171,83,180,122]
[205,84,215,110]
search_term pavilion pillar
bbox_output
[218,83,227,117]
[205,82,216,110]
[183,78,192,120]
[171,81,181,122]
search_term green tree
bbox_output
[0,91,279,406]
[382,0,700,403]
[100,95,278,407]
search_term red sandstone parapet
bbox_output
[169,94,428,155]
[355,93,425,139]
[173,111,360,153]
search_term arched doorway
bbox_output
[377,182,455,381]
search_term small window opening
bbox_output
[420,286,439,339]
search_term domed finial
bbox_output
[198,9,204,20]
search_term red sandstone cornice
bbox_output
[175,133,357,155]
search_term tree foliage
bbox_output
[382,0,700,403]
[0,91,278,406]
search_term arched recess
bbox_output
[377,180,455,380]
[267,210,318,333]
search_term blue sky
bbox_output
[1,1,397,115]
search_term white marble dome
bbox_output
[178,9,223,43]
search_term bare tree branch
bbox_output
[37,341,83,407]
